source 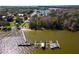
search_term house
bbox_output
[31,9,50,17]
[18,13,24,16]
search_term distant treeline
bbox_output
[29,16,79,31]
[1,5,79,9]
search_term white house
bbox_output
[18,13,24,16]
[31,9,50,17]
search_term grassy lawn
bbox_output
[24,30,79,54]
[21,22,29,27]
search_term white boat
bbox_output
[49,40,60,49]
[40,43,45,48]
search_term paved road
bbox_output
[0,31,33,54]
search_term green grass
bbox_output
[22,22,29,27]
[24,30,79,54]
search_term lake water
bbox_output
[25,30,79,54]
